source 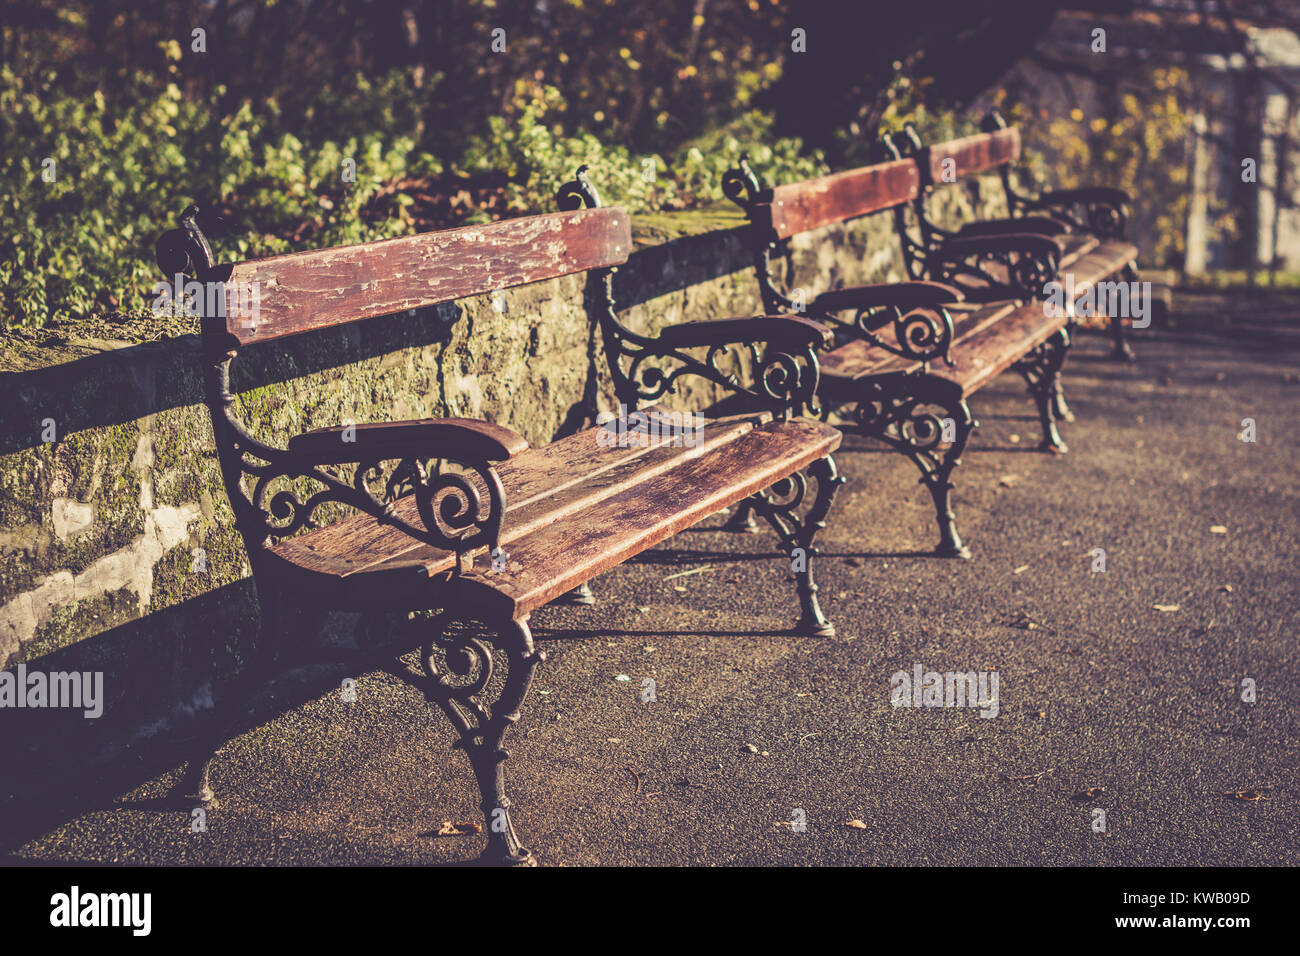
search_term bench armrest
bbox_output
[288,418,529,464]
[956,216,1070,238]
[929,233,1062,300]
[1037,186,1132,207]
[1027,187,1132,239]
[283,417,528,562]
[656,314,833,350]
[811,281,963,314]
[935,233,1064,261]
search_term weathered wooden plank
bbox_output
[944,302,1068,396]
[1061,241,1139,294]
[216,207,631,345]
[1056,233,1101,267]
[447,417,842,618]
[820,303,1017,385]
[265,409,766,580]
[924,128,1021,184]
[757,160,920,239]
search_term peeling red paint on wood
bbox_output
[216,207,631,345]
[925,128,1021,183]
[757,160,919,240]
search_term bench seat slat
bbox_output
[820,298,1069,398]
[263,413,840,618]
[1061,241,1139,294]
[448,416,841,617]
[266,408,753,578]
[217,207,631,345]
[1058,232,1101,267]
[820,302,1017,383]
[942,303,1069,395]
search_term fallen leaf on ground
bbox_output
[614,674,631,681]
[1223,788,1270,801]
[1210,525,1228,534]
[1008,611,1050,631]
[742,743,759,754]
[1218,584,1234,593]
[844,819,868,829]
[1073,787,1106,800]
[436,821,482,836]
[1013,565,1030,575]
[999,474,1020,487]
[1153,604,1181,612]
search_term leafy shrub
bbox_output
[1,46,436,328]
[3,68,822,328]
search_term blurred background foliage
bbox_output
[0,0,1232,327]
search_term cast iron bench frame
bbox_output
[154,173,843,865]
[722,153,1076,558]
[884,113,1142,361]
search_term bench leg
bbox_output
[852,375,975,559]
[1014,328,1071,455]
[749,456,845,636]
[721,499,761,533]
[1051,380,1074,423]
[557,582,597,605]
[1108,264,1138,361]
[415,612,544,866]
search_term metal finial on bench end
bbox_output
[981,110,1008,132]
[556,165,601,210]
[155,204,217,279]
[896,123,924,155]
[721,152,763,211]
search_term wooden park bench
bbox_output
[722,153,1079,558]
[885,113,1142,361]
[154,178,842,865]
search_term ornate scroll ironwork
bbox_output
[383,612,545,865]
[739,456,845,636]
[1012,328,1072,454]
[162,206,507,566]
[847,303,955,368]
[981,111,1130,240]
[203,351,506,563]
[926,239,1060,301]
[850,372,976,558]
[559,166,821,419]
[721,152,763,211]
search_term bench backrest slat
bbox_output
[923,127,1021,185]
[213,207,630,345]
[757,160,920,239]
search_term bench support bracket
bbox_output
[742,456,845,636]
[414,612,544,866]
[1110,264,1139,362]
[1013,328,1072,454]
[849,374,976,559]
